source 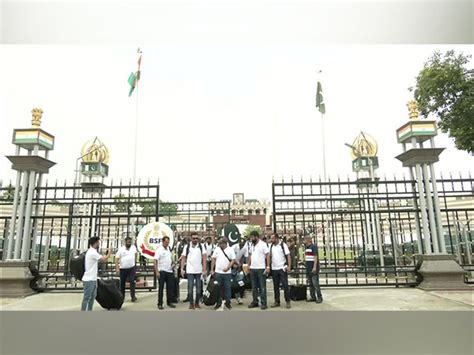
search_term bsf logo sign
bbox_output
[136,222,174,259]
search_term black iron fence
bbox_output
[272,173,473,287]
[0,180,230,291]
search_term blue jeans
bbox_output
[250,269,267,307]
[187,274,203,305]
[307,272,322,300]
[81,280,97,311]
[215,273,231,306]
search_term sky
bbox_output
[0,44,473,201]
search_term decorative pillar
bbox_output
[70,137,109,256]
[1,108,56,297]
[349,132,384,268]
[395,100,468,290]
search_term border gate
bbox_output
[0,180,231,291]
[272,174,473,287]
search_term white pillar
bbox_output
[414,164,432,254]
[422,163,440,254]
[21,170,37,261]
[5,170,22,260]
[13,171,29,259]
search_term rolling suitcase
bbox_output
[69,252,86,281]
[203,275,220,306]
[95,279,124,310]
[289,269,307,301]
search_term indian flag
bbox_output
[128,49,142,97]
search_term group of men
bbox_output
[80,230,323,311]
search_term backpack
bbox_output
[69,252,86,281]
[186,242,203,258]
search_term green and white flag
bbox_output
[315,81,326,114]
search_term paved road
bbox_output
[1,286,472,311]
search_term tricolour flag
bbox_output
[128,49,142,97]
[315,81,325,114]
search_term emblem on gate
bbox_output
[136,222,174,259]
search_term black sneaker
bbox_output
[225,303,232,310]
[214,303,222,310]
[316,298,323,304]
[167,303,176,308]
[158,305,164,310]
[260,305,268,310]
[131,297,137,302]
[248,302,259,309]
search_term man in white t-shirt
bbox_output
[81,237,112,311]
[154,236,176,310]
[269,233,292,309]
[211,238,236,310]
[181,232,207,309]
[247,230,270,310]
[115,236,138,302]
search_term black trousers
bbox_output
[158,271,174,306]
[119,266,136,298]
[271,269,290,303]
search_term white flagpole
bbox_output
[132,49,142,186]
[321,111,327,182]
[133,79,139,185]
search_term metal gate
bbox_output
[272,174,473,287]
[0,180,234,291]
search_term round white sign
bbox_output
[136,221,174,259]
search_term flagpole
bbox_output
[321,111,327,182]
[133,79,139,186]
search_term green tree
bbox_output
[138,199,178,216]
[2,185,14,201]
[412,50,474,153]
[113,193,130,212]
[112,194,178,216]
[243,224,263,237]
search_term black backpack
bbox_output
[69,252,86,281]
[186,242,203,258]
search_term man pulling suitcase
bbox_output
[81,237,112,311]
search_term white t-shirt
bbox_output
[212,246,236,274]
[82,247,101,282]
[115,245,137,269]
[204,243,215,261]
[249,240,269,269]
[270,242,290,270]
[182,243,206,274]
[154,245,173,272]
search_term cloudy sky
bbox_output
[0,2,472,202]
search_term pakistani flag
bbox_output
[315,81,326,114]
[128,49,142,97]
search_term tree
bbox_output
[412,50,474,153]
[112,194,178,216]
[243,224,263,237]
[2,185,14,201]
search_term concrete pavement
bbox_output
[1,286,472,311]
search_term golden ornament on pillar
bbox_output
[31,108,43,127]
[81,137,110,164]
[407,100,419,120]
[350,132,378,160]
